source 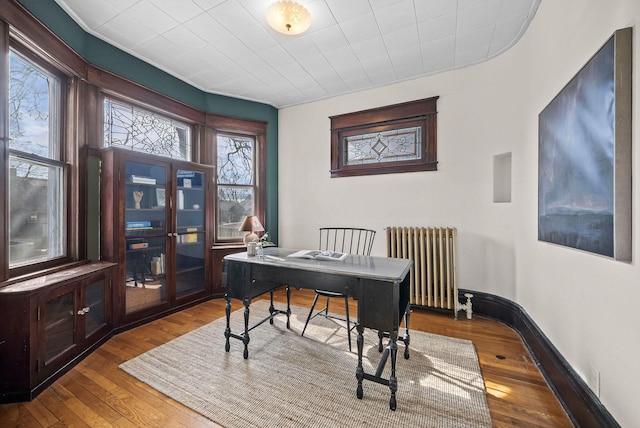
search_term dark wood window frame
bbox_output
[330,97,439,178]
[207,114,267,246]
[0,21,82,281]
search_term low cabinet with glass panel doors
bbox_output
[100,148,213,327]
[0,262,114,402]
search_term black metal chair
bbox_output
[301,227,376,351]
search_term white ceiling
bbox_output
[53,0,540,108]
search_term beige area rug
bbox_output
[120,300,491,428]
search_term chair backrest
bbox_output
[319,227,376,256]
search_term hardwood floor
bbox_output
[0,288,573,427]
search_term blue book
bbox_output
[125,221,151,229]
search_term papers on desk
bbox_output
[287,250,348,261]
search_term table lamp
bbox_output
[239,215,265,245]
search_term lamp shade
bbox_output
[266,1,311,35]
[239,215,264,245]
[239,216,265,233]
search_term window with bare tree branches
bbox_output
[209,115,266,245]
[216,133,256,241]
[7,47,66,269]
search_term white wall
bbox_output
[277,0,639,425]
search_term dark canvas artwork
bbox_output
[538,31,630,259]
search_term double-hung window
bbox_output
[6,47,66,270]
[211,116,266,244]
[216,133,257,241]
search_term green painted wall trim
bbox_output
[16,0,279,243]
[84,36,208,111]
[16,0,87,54]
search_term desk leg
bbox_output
[286,285,291,329]
[242,298,251,359]
[355,323,364,399]
[388,336,398,411]
[224,295,231,352]
[269,291,275,324]
[403,308,411,360]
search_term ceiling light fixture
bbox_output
[266,1,311,35]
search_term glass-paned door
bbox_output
[43,290,75,363]
[175,169,206,298]
[124,160,168,314]
[83,279,106,338]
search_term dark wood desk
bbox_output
[223,248,412,410]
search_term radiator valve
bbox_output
[457,293,473,320]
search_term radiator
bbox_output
[386,227,472,319]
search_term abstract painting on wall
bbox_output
[538,28,632,261]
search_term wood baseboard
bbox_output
[459,289,619,427]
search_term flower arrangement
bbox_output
[259,232,274,246]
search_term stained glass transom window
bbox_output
[330,97,438,177]
[344,127,421,166]
[103,98,191,160]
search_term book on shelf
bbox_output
[128,241,148,250]
[131,175,156,185]
[177,189,184,209]
[125,220,151,230]
[287,250,348,261]
[184,227,198,243]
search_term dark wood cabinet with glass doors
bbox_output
[0,261,114,402]
[101,148,213,327]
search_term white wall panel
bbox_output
[277,0,640,425]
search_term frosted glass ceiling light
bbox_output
[266,1,311,35]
